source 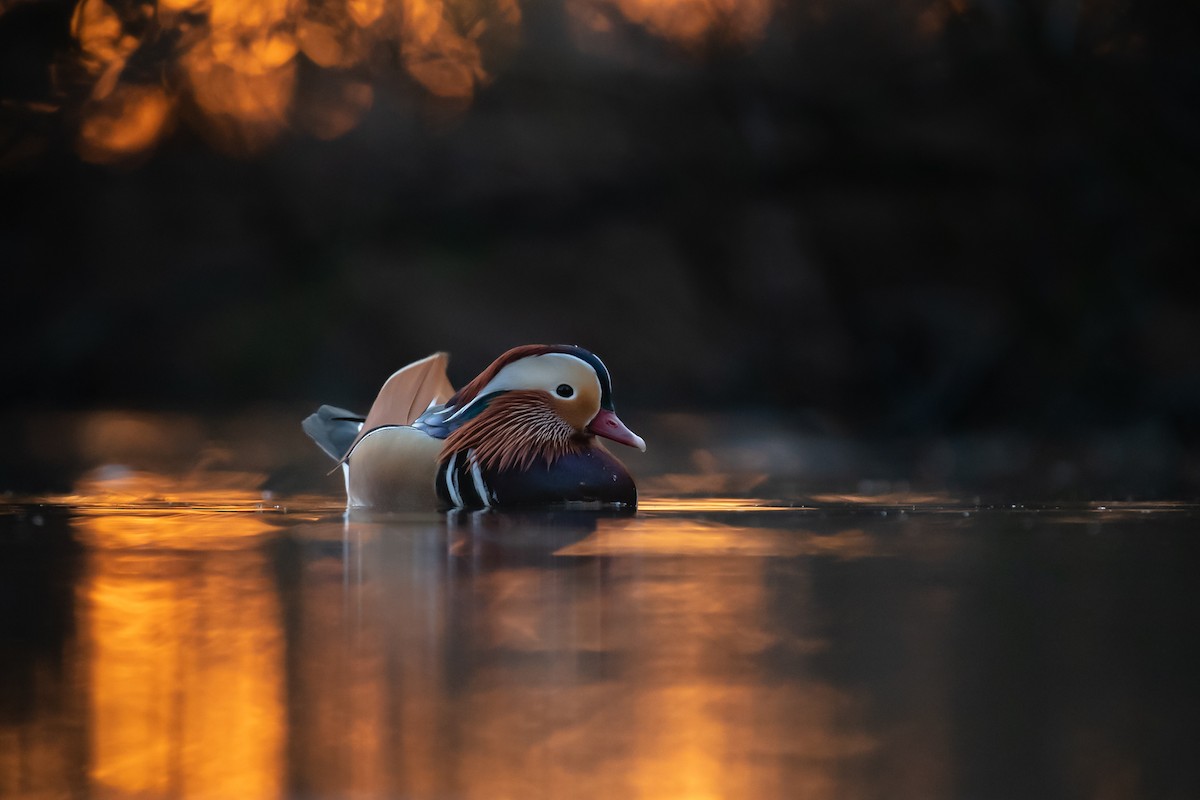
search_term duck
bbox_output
[302,345,646,510]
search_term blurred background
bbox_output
[4,9,1200,795]
[2,0,1198,496]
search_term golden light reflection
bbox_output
[556,516,884,558]
[446,539,873,798]
[76,510,277,549]
[639,496,801,512]
[808,491,958,507]
[76,513,284,799]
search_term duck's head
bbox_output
[440,345,645,471]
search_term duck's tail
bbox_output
[302,405,365,461]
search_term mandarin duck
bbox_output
[303,345,645,510]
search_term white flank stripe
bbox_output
[469,453,491,508]
[446,452,463,508]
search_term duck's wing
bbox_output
[346,352,456,456]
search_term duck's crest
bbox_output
[446,344,557,408]
[446,344,618,411]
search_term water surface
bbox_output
[3,480,1198,800]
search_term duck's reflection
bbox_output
[287,516,448,796]
[283,509,878,799]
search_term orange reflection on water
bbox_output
[808,491,957,507]
[76,513,284,799]
[454,531,871,798]
[639,496,800,512]
[557,517,884,558]
[76,509,277,548]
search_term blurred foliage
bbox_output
[1,0,1198,445]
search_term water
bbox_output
[3,482,1199,799]
[1,411,1197,798]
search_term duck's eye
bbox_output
[555,384,574,398]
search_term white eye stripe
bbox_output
[445,354,599,423]
[478,353,599,397]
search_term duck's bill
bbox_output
[588,409,647,452]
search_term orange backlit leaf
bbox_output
[64,0,523,160]
[72,0,138,65]
[185,55,296,151]
[159,0,207,12]
[186,59,294,120]
[348,0,388,28]
[78,84,173,164]
[207,29,298,75]
[575,0,772,47]
[302,81,375,140]
[404,38,483,98]
[495,0,521,26]
[402,0,446,45]
[208,0,296,32]
[90,57,126,101]
[297,18,354,67]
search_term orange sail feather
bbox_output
[345,352,456,456]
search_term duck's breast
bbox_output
[440,444,636,508]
